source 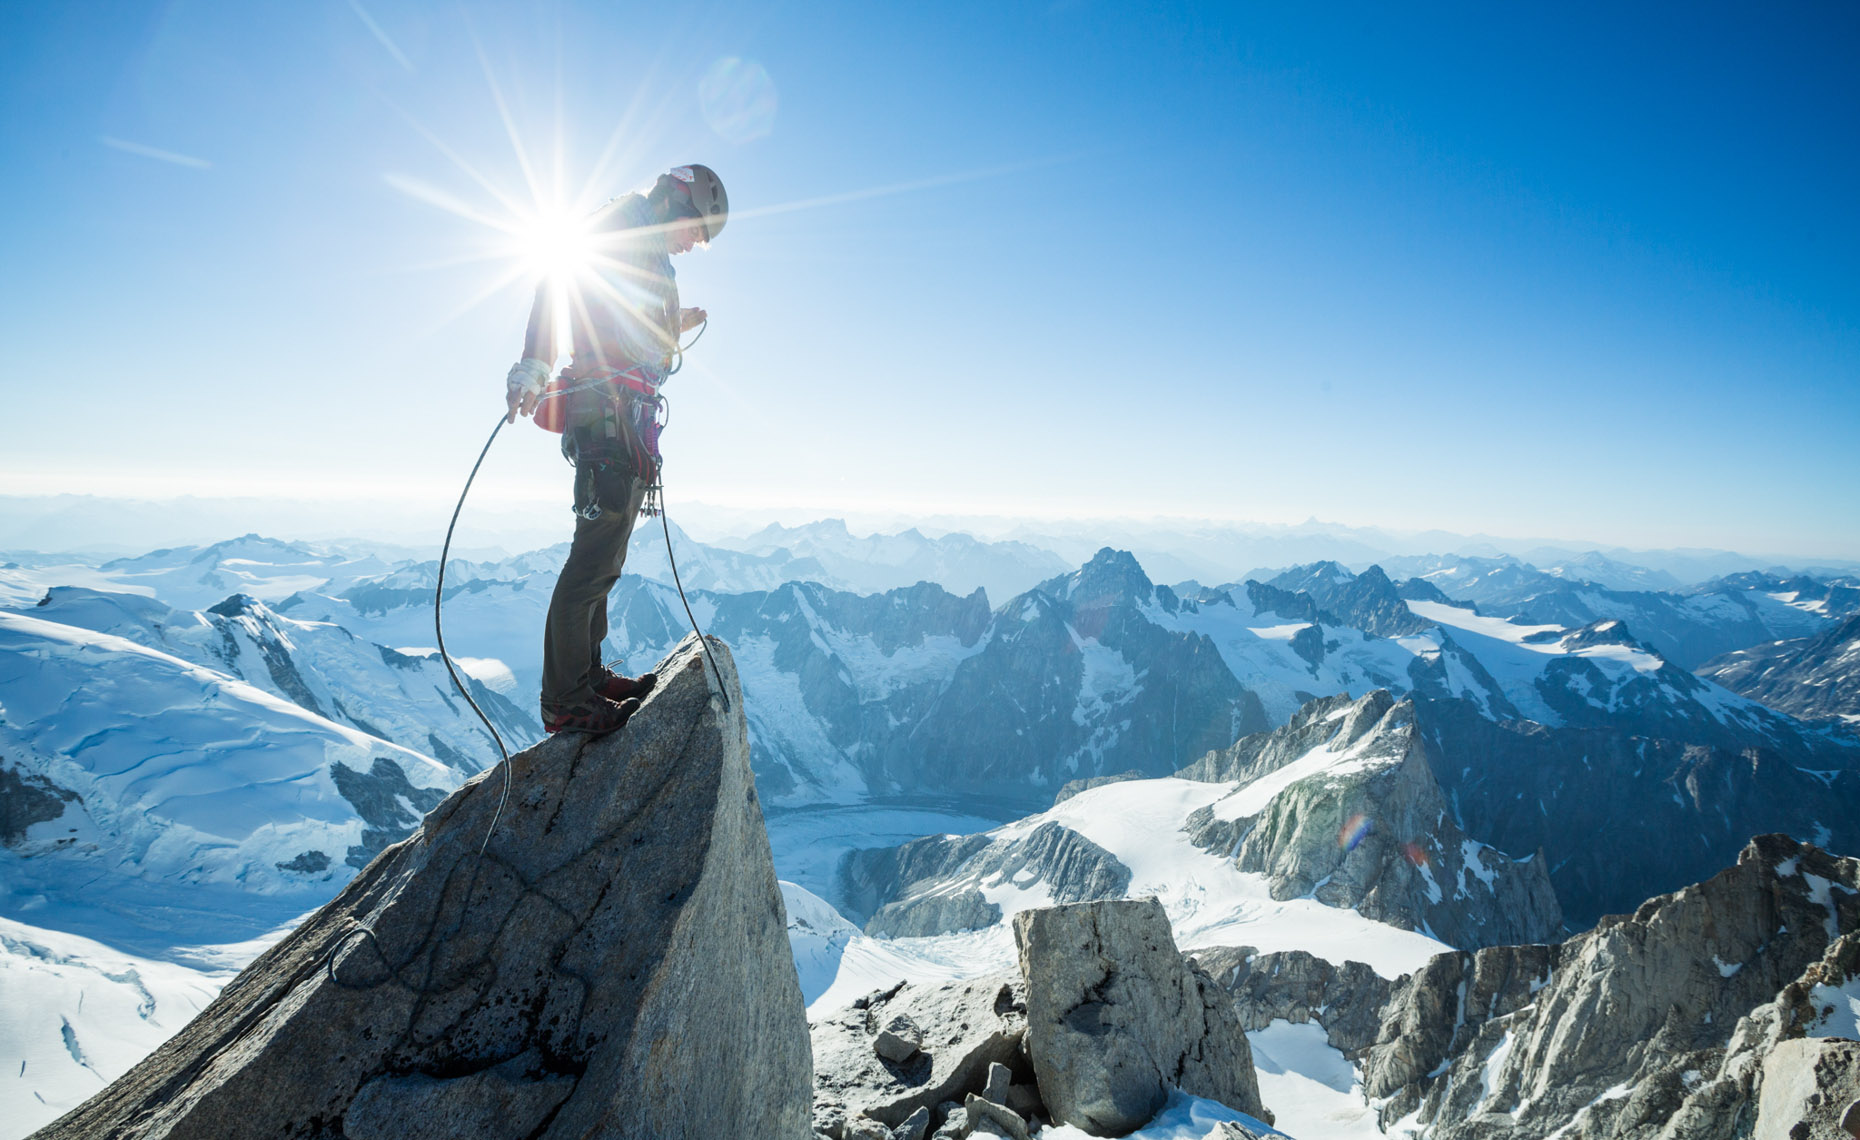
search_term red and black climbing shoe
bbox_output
[542,695,641,736]
[594,667,657,704]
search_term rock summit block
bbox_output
[34,635,812,1140]
[1012,897,1267,1136]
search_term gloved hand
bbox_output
[505,358,550,423]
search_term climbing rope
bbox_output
[324,321,725,989]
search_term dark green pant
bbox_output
[541,472,645,707]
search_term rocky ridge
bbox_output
[32,636,813,1140]
[1700,612,1860,725]
[1410,695,1860,926]
[1189,945,1392,1061]
[1361,833,1860,1139]
[842,821,1131,936]
[1181,690,1563,948]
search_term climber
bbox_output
[502,164,728,734]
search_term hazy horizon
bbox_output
[2,492,1855,582]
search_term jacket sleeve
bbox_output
[576,205,680,371]
[519,280,558,364]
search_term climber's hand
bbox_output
[505,358,550,424]
[506,386,542,424]
[679,307,707,333]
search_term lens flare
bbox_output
[699,57,778,144]
[1402,841,1430,868]
[1338,813,1373,852]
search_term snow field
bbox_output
[800,778,1450,1023]
[0,611,457,896]
[782,881,861,1004]
[1145,595,1413,727]
[1247,1019,1385,1139]
[1807,975,1860,1040]
[1035,779,1450,977]
[0,916,247,1140]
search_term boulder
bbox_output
[1003,1083,1044,1120]
[931,1102,968,1139]
[844,1116,892,1140]
[981,1061,1011,1104]
[1013,898,1267,1136]
[891,1106,932,1140]
[811,975,1029,1136]
[32,636,812,1140]
[965,1093,1030,1140]
[876,1013,926,1062]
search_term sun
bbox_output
[509,202,598,284]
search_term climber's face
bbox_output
[667,219,707,256]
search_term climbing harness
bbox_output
[536,318,708,524]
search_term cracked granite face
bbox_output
[33,637,813,1140]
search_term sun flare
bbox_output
[508,203,598,283]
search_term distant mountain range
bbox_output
[12,533,1851,816]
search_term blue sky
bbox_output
[1,1,1856,557]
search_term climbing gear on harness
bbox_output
[668,164,728,241]
[538,361,670,521]
[531,362,663,434]
[542,693,641,736]
[595,666,657,703]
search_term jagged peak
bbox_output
[1558,617,1654,655]
[1040,548,1153,608]
[206,593,263,618]
[1267,560,1357,594]
[1355,564,1395,588]
[1284,689,1381,732]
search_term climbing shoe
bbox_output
[594,667,657,704]
[542,695,640,736]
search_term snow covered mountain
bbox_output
[593,548,1855,812]
[1699,613,1860,727]
[0,610,464,928]
[86,534,399,611]
[0,599,494,1137]
[0,915,257,1137]
[6,525,1856,1140]
[16,587,534,772]
[1177,691,1560,950]
[845,690,1561,952]
[1376,555,1853,669]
